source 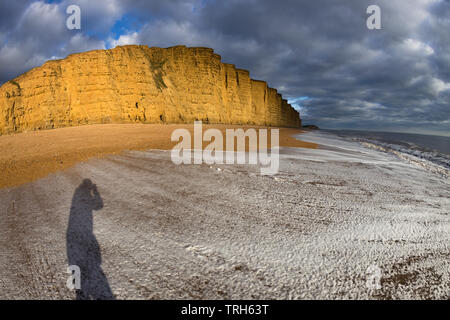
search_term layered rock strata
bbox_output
[0,45,301,134]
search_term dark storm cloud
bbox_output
[209,0,449,134]
[0,0,449,134]
[0,0,32,32]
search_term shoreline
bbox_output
[0,123,317,189]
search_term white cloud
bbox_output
[107,31,140,48]
[16,1,66,42]
[431,77,450,94]
[402,38,434,56]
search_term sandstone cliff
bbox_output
[0,45,301,134]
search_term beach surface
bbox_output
[0,124,315,189]
[0,130,448,299]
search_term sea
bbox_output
[325,129,450,171]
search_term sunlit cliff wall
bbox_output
[0,45,301,134]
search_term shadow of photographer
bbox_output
[66,179,114,300]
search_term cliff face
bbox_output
[0,45,301,134]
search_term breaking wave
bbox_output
[329,130,450,178]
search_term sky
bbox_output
[0,0,449,136]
